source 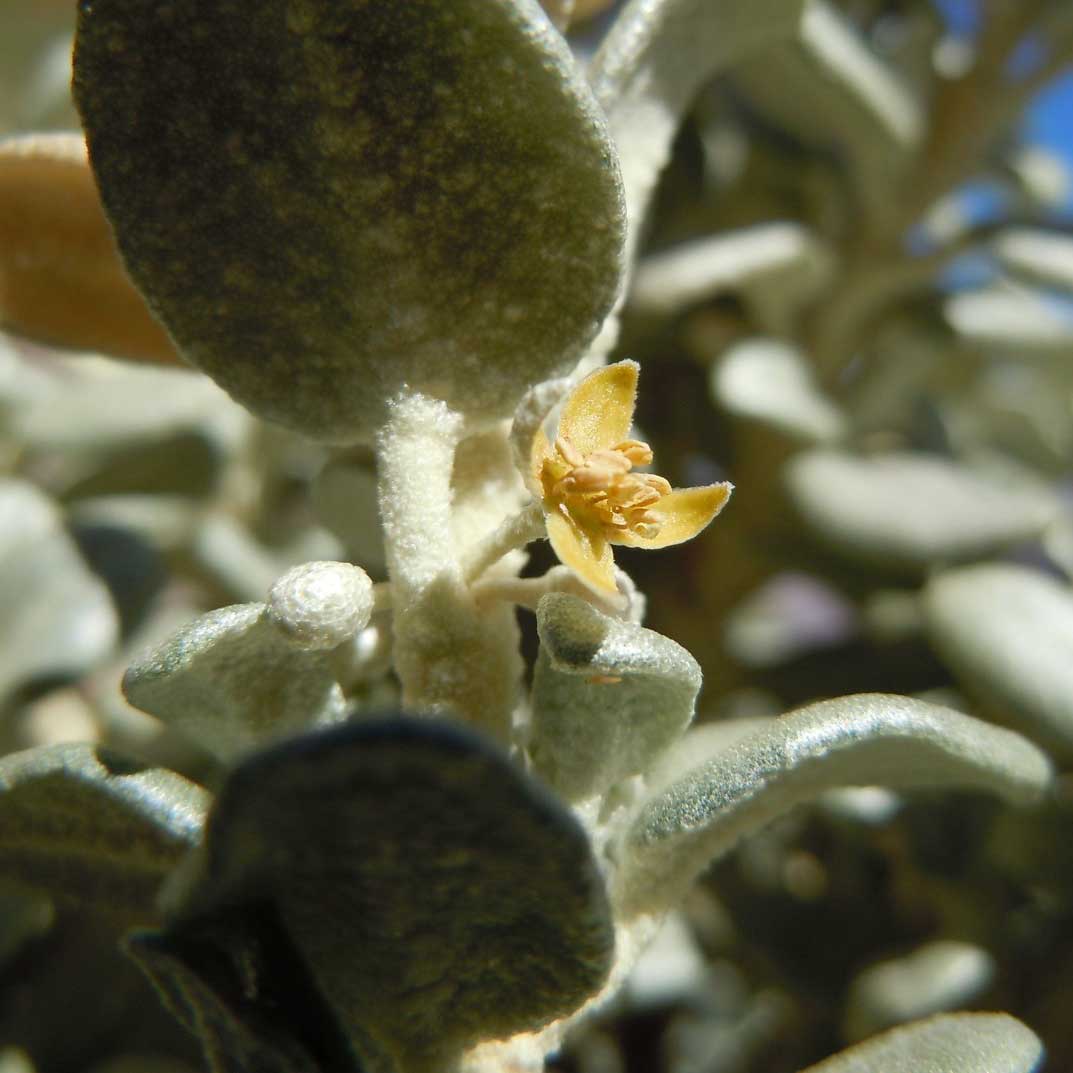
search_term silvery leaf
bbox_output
[631,224,834,329]
[530,593,701,802]
[13,355,245,454]
[923,564,1073,760]
[994,229,1073,293]
[711,339,846,445]
[126,903,365,1073]
[616,694,1051,915]
[0,479,118,705]
[174,717,614,1072]
[123,604,347,763]
[945,284,1073,357]
[785,450,1058,573]
[797,1013,1042,1073]
[589,0,805,254]
[731,1,920,216]
[0,743,206,923]
[843,940,995,1043]
[74,0,625,443]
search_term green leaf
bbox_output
[0,743,206,923]
[0,479,118,704]
[797,1013,1042,1073]
[923,564,1073,760]
[615,694,1051,916]
[530,593,701,802]
[172,717,614,1073]
[786,450,1057,573]
[74,0,624,443]
[590,0,805,256]
[123,603,347,763]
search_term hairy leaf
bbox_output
[590,0,805,256]
[786,450,1057,573]
[126,907,359,1073]
[798,1013,1042,1073]
[616,694,1051,915]
[924,564,1073,760]
[995,229,1073,293]
[843,940,995,1043]
[0,479,118,704]
[731,1,920,217]
[173,717,615,1073]
[75,0,624,443]
[530,593,701,801]
[945,284,1073,356]
[123,604,347,763]
[711,338,845,444]
[0,743,206,923]
[631,224,835,328]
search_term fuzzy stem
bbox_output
[377,391,464,601]
[375,391,521,742]
[461,499,545,584]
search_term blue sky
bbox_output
[932,0,1073,217]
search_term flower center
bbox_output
[542,435,671,541]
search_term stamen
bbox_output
[542,433,670,544]
[613,439,653,466]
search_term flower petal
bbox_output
[557,360,639,455]
[546,509,618,595]
[615,483,733,549]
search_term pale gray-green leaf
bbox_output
[994,229,1073,294]
[589,0,805,253]
[631,225,834,323]
[177,717,614,1073]
[731,0,920,218]
[923,564,1073,760]
[530,593,701,802]
[74,0,624,443]
[13,355,245,454]
[0,479,118,704]
[945,285,1073,357]
[712,339,845,444]
[798,1013,1042,1073]
[123,604,346,763]
[786,450,1057,572]
[843,941,995,1043]
[616,694,1051,915]
[0,743,206,922]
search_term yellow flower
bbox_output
[532,360,732,597]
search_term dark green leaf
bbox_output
[174,717,614,1072]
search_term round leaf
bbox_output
[74,0,625,443]
[178,717,615,1071]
